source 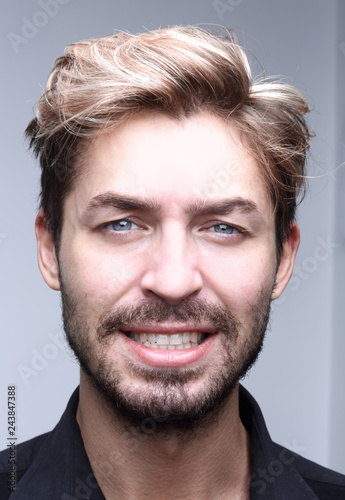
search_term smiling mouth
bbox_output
[124,331,208,350]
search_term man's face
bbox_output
[41,112,296,431]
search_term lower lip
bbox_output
[120,332,216,367]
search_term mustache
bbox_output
[97,298,241,339]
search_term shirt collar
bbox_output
[12,386,318,499]
[12,387,104,499]
[239,385,318,499]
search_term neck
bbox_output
[77,372,252,500]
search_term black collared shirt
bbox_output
[1,386,344,499]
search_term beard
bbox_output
[60,276,273,438]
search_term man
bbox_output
[1,26,344,499]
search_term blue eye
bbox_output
[110,220,138,232]
[212,224,237,234]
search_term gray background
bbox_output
[1,0,344,474]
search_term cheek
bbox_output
[202,247,276,307]
[61,243,144,310]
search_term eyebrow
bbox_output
[86,193,161,213]
[84,192,259,217]
[186,198,259,217]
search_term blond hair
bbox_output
[26,26,312,254]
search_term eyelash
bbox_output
[100,219,246,239]
[205,222,244,236]
[102,218,141,233]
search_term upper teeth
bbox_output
[128,331,205,350]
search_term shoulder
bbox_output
[0,432,50,499]
[273,441,345,499]
[239,385,345,499]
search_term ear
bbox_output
[271,222,300,300]
[35,210,61,291]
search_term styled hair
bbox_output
[26,25,312,256]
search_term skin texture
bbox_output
[35,111,300,499]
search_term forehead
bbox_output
[72,112,270,211]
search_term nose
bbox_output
[140,226,203,305]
